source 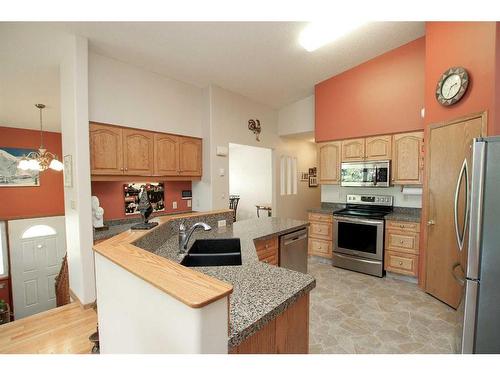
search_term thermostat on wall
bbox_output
[216,146,228,156]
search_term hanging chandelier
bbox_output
[18,104,63,172]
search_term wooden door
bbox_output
[425,114,485,308]
[178,137,202,176]
[341,138,365,161]
[89,123,123,175]
[392,132,424,185]
[317,141,341,184]
[123,129,154,175]
[154,133,179,176]
[365,135,392,161]
[8,216,66,320]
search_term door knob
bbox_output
[427,220,435,226]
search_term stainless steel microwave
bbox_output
[340,161,390,187]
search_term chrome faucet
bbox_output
[179,221,212,253]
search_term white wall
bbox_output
[229,143,272,221]
[278,95,314,136]
[95,253,228,353]
[321,185,422,208]
[196,85,320,220]
[60,35,95,304]
[88,52,204,137]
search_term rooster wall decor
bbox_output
[248,119,261,141]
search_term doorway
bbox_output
[229,143,273,221]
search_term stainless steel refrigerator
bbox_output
[457,136,500,354]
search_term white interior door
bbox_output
[8,216,66,320]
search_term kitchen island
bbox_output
[93,210,315,353]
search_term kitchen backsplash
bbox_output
[321,185,422,208]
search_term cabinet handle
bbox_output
[120,167,124,171]
[399,261,403,266]
[125,168,128,171]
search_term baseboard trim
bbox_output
[69,288,96,310]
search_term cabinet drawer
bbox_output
[309,222,332,240]
[255,237,278,261]
[308,213,333,223]
[385,231,419,254]
[386,220,420,232]
[261,254,278,266]
[385,251,418,277]
[308,238,332,258]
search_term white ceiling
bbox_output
[0,22,425,131]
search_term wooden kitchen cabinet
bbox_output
[154,133,179,176]
[317,141,341,184]
[123,128,154,175]
[341,138,365,162]
[308,212,333,258]
[178,137,202,176]
[90,122,203,179]
[365,135,392,161]
[254,236,278,266]
[384,220,420,277]
[392,131,424,185]
[90,123,124,175]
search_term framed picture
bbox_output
[300,172,309,181]
[308,175,318,187]
[124,182,165,215]
[63,155,73,187]
[308,167,317,177]
[0,147,40,187]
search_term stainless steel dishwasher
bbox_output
[279,227,308,274]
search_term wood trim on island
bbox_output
[92,210,234,308]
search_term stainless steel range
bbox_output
[332,194,393,277]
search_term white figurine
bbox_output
[91,196,105,228]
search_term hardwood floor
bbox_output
[0,302,97,354]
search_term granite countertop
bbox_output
[384,207,421,223]
[308,202,345,215]
[151,217,316,349]
[93,211,194,242]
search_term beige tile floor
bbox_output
[308,257,459,354]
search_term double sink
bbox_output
[181,238,243,267]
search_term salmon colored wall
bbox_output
[91,180,192,221]
[0,126,65,220]
[424,22,497,132]
[315,37,425,142]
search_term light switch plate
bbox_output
[218,219,226,228]
[187,199,191,208]
[172,201,177,209]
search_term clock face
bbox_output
[435,67,469,106]
[441,74,462,99]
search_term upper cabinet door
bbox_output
[154,133,179,176]
[341,138,365,162]
[318,141,341,184]
[178,137,202,176]
[123,129,154,175]
[365,135,392,161]
[392,131,424,185]
[89,123,124,175]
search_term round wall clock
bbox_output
[435,67,469,106]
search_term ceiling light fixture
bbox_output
[299,21,367,52]
[18,104,64,172]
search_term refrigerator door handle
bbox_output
[454,158,469,252]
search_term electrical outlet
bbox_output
[70,200,77,210]
[218,219,227,228]
[187,199,191,208]
[172,201,177,209]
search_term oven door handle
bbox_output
[333,252,381,265]
[334,216,383,226]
